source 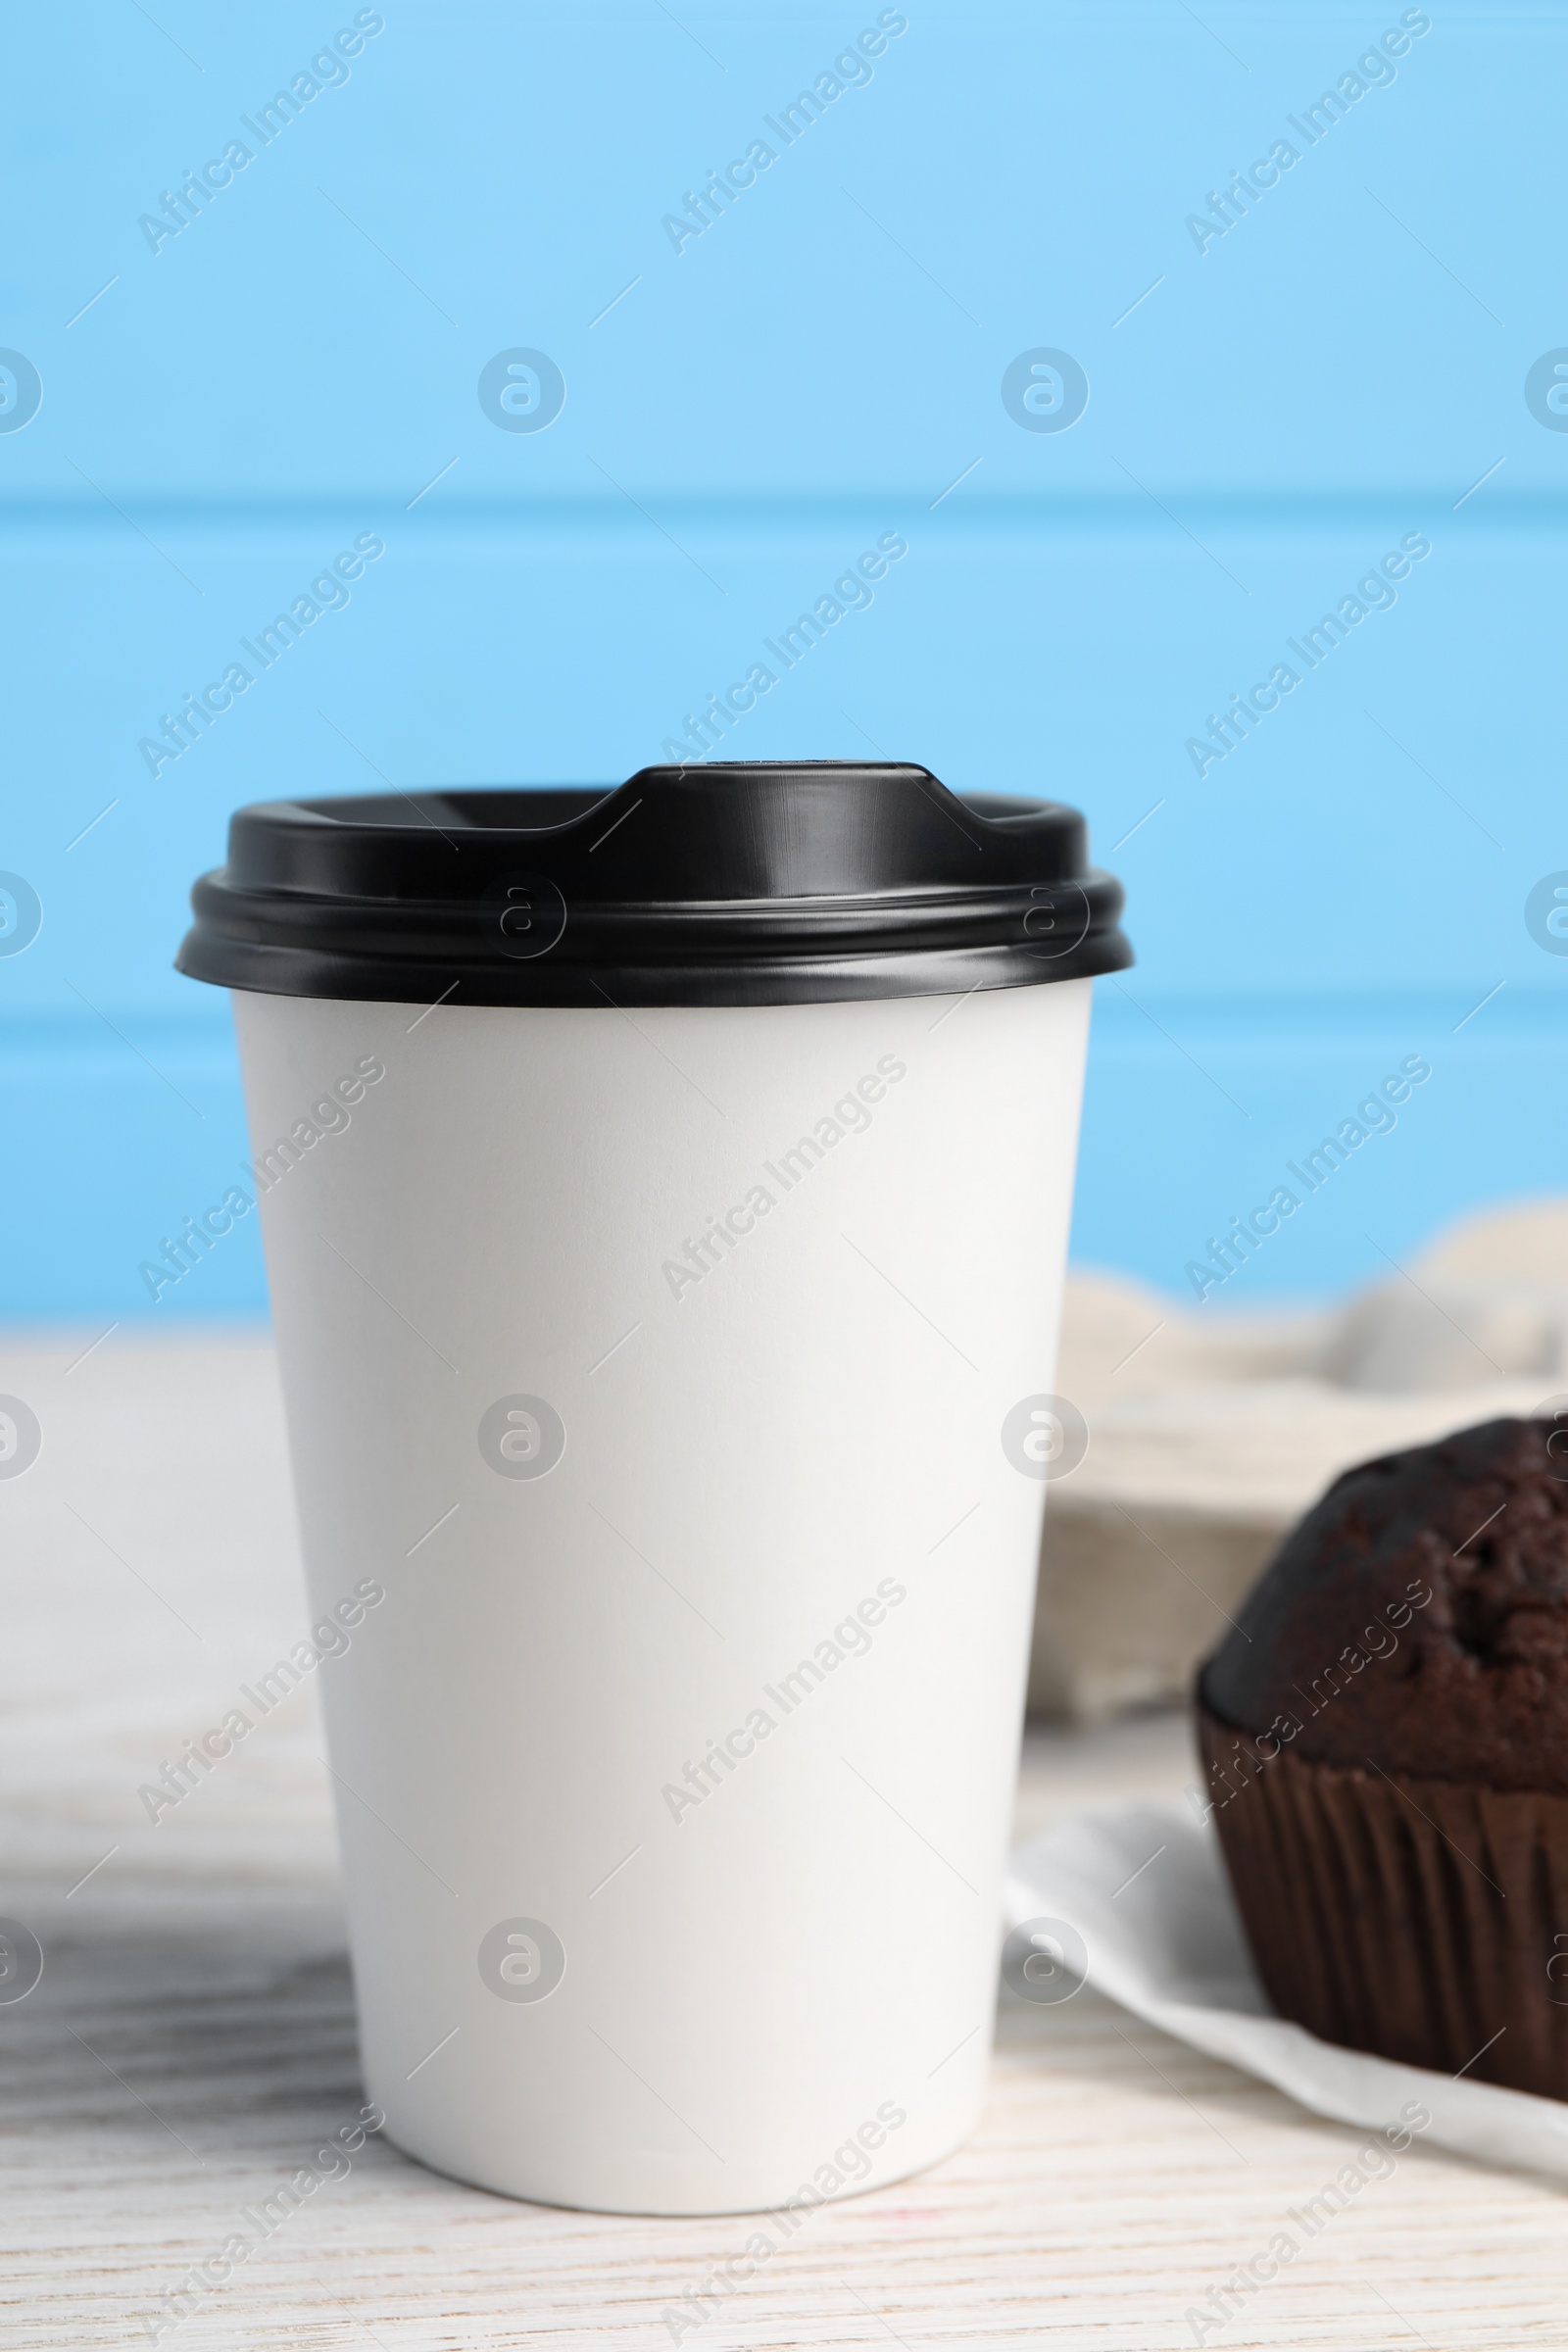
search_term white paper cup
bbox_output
[230,976,1093,2213]
[182,760,1130,2214]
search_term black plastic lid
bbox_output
[175,761,1132,1008]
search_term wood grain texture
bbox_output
[3,1334,1568,2349]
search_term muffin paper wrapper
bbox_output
[1197,1704,1568,2097]
[1004,1794,1568,2180]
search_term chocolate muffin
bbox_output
[1198,1416,1568,2096]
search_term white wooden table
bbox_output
[4,1332,1566,2349]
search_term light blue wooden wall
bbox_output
[1,2,1562,1317]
